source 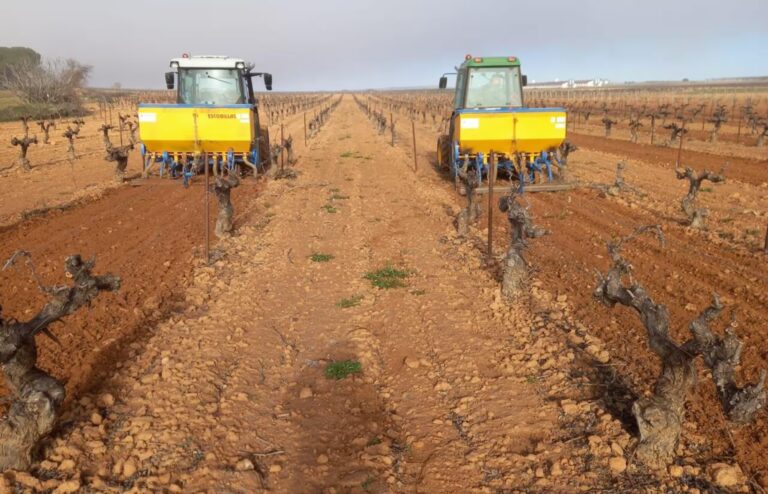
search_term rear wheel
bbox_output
[437,135,450,169]
[259,126,271,168]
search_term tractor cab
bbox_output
[164,55,272,106]
[437,55,566,188]
[440,56,527,110]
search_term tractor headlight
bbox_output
[170,61,179,69]
[235,62,245,69]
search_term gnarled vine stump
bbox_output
[10,136,37,172]
[214,174,240,238]
[498,191,547,300]
[456,172,480,237]
[105,144,133,183]
[675,166,725,229]
[0,254,120,471]
[557,141,577,182]
[594,226,765,467]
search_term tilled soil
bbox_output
[0,179,263,401]
[0,97,674,493]
[0,96,765,493]
[388,109,768,489]
[569,132,768,187]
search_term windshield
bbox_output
[178,68,245,105]
[465,67,523,108]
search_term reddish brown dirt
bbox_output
[0,105,312,403]
[0,95,764,492]
[525,189,768,482]
[569,133,768,187]
[392,111,768,487]
[0,179,263,402]
[0,112,142,227]
[4,97,653,493]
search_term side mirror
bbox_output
[522,74,528,87]
[264,73,273,91]
[165,72,175,90]
[439,76,447,89]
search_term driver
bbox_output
[480,74,507,107]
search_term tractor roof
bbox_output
[170,55,247,69]
[460,56,521,68]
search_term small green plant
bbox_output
[526,375,540,384]
[325,360,362,380]
[410,289,426,296]
[745,229,760,236]
[367,436,382,446]
[322,203,338,213]
[336,295,363,308]
[700,187,713,193]
[362,476,375,491]
[331,193,350,200]
[365,265,409,289]
[310,253,333,262]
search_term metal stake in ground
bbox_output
[764,223,768,254]
[411,120,418,172]
[675,120,686,167]
[193,112,209,264]
[205,153,210,264]
[487,152,497,260]
[390,113,394,147]
[280,124,285,173]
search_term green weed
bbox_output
[364,265,409,289]
[336,295,363,308]
[362,477,375,491]
[310,253,333,262]
[325,360,362,380]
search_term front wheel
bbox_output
[437,135,450,169]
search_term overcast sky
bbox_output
[1,0,767,91]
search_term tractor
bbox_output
[138,54,273,185]
[437,55,568,192]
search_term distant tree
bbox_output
[0,47,41,82]
[0,58,91,107]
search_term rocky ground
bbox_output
[0,96,761,493]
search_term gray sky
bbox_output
[1,0,767,91]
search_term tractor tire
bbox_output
[437,134,450,169]
[259,126,271,168]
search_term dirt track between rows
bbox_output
[0,96,766,492]
[0,96,654,493]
